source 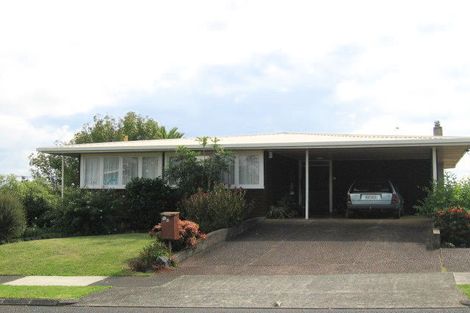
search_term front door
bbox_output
[309,164,330,215]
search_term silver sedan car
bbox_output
[346,180,403,218]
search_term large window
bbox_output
[235,152,264,188]
[167,150,264,189]
[81,154,162,189]
[239,154,260,185]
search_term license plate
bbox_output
[361,194,381,200]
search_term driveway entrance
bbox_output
[177,217,441,275]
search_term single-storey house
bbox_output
[38,123,470,218]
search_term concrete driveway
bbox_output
[176,217,442,275]
[82,217,469,308]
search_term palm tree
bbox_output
[157,126,184,139]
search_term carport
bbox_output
[263,136,470,218]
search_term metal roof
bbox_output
[37,132,470,154]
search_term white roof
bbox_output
[37,132,470,154]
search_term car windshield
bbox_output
[351,181,392,193]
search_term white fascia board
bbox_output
[37,138,470,155]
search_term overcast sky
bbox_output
[1,0,470,177]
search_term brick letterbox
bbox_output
[160,212,181,240]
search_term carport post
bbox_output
[432,147,438,182]
[61,156,64,199]
[329,160,333,215]
[305,149,309,220]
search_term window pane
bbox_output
[122,157,138,185]
[239,155,260,185]
[142,157,159,179]
[103,157,119,186]
[84,157,100,187]
[221,159,235,186]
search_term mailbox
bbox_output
[160,212,181,240]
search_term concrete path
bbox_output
[81,272,467,308]
[3,276,107,286]
[454,273,470,285]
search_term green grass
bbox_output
[0,233,152,276]
[0,285,110,300]
[458,285,470,298]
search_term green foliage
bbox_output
[179,184,248,233]
[434,208,470,247]
[128,240,170,272]
[29,112,183,187]
[415,173,470,216]
[29,154,79,190]
[73,112,182,143]
[20,180,60,228]
[166,137,234,196]
[0,175,61,228]
[124,178,179,231]
[267,195,300,219]
[0,193,26,242]
[55,189,124,235]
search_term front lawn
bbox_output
[0,233,152,276]
[459,285,470,299]
[0,285,110,300]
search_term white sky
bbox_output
[1,0,470,176]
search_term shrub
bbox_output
[415,174,470,216]
[124,178,178,231]
[55,188,123,235]
[179,184,248,233]
[434,208,470,247]
[165,139,234,196]
[0,176,60,229]
[21,180,59,228]
[150,219,206,252]
[267,195,300,219]
[0,193,26,241]
[128,240,170,272]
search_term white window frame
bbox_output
[164,150,264,189]
[80,153,163,189]
[234,151,264,189]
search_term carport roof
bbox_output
[38,132,470,154]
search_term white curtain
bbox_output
[239,155,259,185]
[122,157,138,185]
[84,157,100,187]
[222,160,235,186]
[142,157,159,179]
[103,157,119,186]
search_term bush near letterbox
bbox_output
[434,207,470,247]
[149,219,206,252]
